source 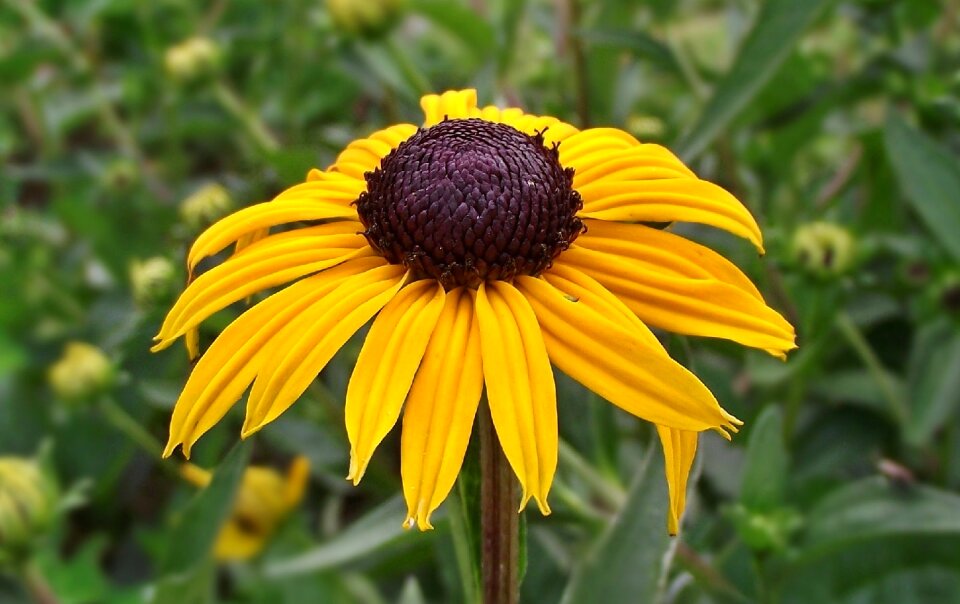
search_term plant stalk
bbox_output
[479,404,519,604]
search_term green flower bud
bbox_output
[0,457,58,564]
[129,257,176,307]
[164,37,221,84]
[792,221,856,278]
[47,342,114,403]
[727,504,802,553]
[327,0,404,40]
[180,183,233,229]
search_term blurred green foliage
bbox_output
[2,0,960,602]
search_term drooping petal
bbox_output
[555,246,796,357]
[153,222,371,350]
[557,128,644,166]
[577,179,764,252]
[656,426,698,536]
[515,275,741,435]
[345,280,446,485]
[164,257,389,458]
[421,89,479,125]
[329,124,419,178]
[568,145,696,189]
[186,198,359,275]
[242,264,407,436]
[578,219,763,300]
[401,288,483,530]
[476,281,557,514]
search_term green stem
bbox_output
[479,404,519,604]
[834,311,909,424]
[450,487,482,604]
[98,398,161,458]
[23,561,60,604]
[213,82,281,154]
[565,0,591,127]
[558,439,625,509]
[384,37,432,97]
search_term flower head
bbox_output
[0,456,59,563]
[154,90,795,533]
[180,457,309,561]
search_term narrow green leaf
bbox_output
[409,0,495,65]
[884,114,960,262]
[740,406,788,511]
[561,443,672,604]
[265,495,416,577]
[678,0,833,159]
[159,441,251,576]
[147,561,215,604]
[800,477,960,559]
[905,319,960,446]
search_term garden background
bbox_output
[2,0,960,602]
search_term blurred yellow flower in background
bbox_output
[180,183,233,229]
[0,456,58,563]
[48,342,113,403]
[180,457,310,561]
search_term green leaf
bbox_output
[561,443,672,604]
[409,0,495,65]
[265,495,416,577]
[147,561,215,604]
[905,319,960,446]
[884,114,960,263]
[159,441,251,576]
[740,406,788,511]
[678,0,833,159]
[800,477,960,559]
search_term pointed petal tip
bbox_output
[535,496,552,516]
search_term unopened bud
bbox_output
[327,0,404,40]
[164,37,220,84]
[130,257,176,306]
[792,221,856,278]
[180,183,232,228]
[0,456,58,562]
[48,342,113,403]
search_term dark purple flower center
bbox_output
[355,118,583,289]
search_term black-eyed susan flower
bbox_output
[180,457,309,561]
[154,89,795,534]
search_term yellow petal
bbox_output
[476,281,557,514]
[345,280,446,485]
[557,128,643,166]
[186,198,358,275]
[242,264,407,436]
[401,288,483,530]
[283,456,311,508]
[577,179,764,252]
[164,257,388,458]
[154,223,370,349]
[329,124,418,177]
[577,219,763,300]
[272,179,366,203]
[656,426,698,536]
[556,246,796,356]
[514,275,741,435]
[568,145,695,188]
[421,89,479,125]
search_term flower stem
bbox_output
[23,561,60,604]
[479,404,519,604]
[213,81,281,154]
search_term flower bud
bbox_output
[164,37,221,84]
[47,342,113,403]
[129,257,176,307]
[0,456,58,563]
[327,0,404,40]
[792,221,856,278]
[179,183,232,229]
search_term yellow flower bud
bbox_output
[129,257,176,306]
[180,457,310,561]
[179,183,233,229]
[0,456,58,562]
[164,37,221,84]
[48,342,113,403]
[327,0,404,40]
[792,221,856,278]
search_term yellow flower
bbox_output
[164,37,220,84]
[180,457,309,561]
[48,342,113,403]
[154,90,795,534]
